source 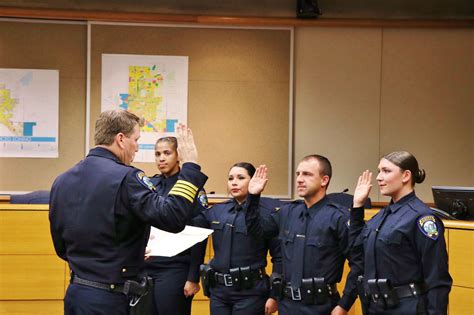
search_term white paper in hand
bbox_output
[147,225,213,257]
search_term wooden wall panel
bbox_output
[0,255,66,300]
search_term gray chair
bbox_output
[10,190,50,204]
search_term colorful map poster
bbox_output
[0,69,59,158]
[101,54,188,162]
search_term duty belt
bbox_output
[283,282,338,301]
[214,267,265,287]
[368,281,427,301]
[71,274,152,307]
[71,274,125,293]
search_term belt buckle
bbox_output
[224,274,233,287]
[291,287,302,301]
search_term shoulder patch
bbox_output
[136,172,156,192]
[417,215,439,240]
[198,190,209,208]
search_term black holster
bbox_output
[301,278,316,305]
[270,273,283,300]
[367,279,386,309]
[200,264,215,297]
[377,279,399,309]
[313,277,329,305]
[357,276,369,315]
[123,277,152,296]
[239,266,255,290]
[229,267,242,291]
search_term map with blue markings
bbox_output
[0,69,59,158]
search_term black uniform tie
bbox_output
[365,206,392,280]
[291,209,309,289]
[221,205,240,271]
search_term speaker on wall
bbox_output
[297,0,322,18]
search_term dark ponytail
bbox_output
[383,151,426,186]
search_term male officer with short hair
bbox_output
[245,156,362,315]
[49,109,208,314]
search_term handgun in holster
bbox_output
[200,264,215,297]
[377,279,399,308]
[270,273,283,300]
[357,276,369,315]
[313,277,329,305]
[124,277,152,307]
[124,277,151,296]
[367,279,387,309]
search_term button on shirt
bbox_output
[245,195,361,310]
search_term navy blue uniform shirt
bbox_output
[193,195,282,276]
[145,171,208,282]
[245,194,361,311]
[351,191,452,314]
[49,147,208,284]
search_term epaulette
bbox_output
[406,197,429,214]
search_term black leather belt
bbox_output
[283,282,338,301]
[214,268,265,287]
[71,275,125,293]
[383,282,426,299]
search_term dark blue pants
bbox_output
[367,294,428,315]
[209,278,269,315]
[151,266,193,315]
[278,294,339,315]
[64,283,129,315]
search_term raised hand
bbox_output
[353,170,372,208]
[176,124,198,164]
[248,165,268,195]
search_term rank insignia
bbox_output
[136,172,156,191]
[417,215,439,240]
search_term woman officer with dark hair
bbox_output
[143,136,208,315]
[350,151,452,314]
[194,162,281,315]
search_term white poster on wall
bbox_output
[101,54,188,163]
[0,68,59,158]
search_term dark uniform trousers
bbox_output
[279,294,340,315]
[209,277,269,315]
[65,284,129,315]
